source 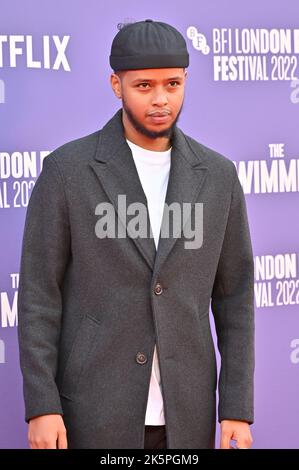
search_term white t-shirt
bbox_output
[126,138,171,425]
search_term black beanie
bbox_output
[109,19,189,71]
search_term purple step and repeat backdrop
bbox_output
[0,0,298,449]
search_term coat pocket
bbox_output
[60,314,101,399]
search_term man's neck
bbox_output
[122,113,172,152]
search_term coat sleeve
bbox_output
[211,165,255,424]
[17,153,71,423]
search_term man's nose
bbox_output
[151,88,168,106]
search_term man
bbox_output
[18,19,254,449]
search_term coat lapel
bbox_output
[89,109,156,270]
[152,125,208,278]
[89,108,208,275]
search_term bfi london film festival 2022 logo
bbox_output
[186,25,299,102]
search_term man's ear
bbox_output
[110,72,122,99]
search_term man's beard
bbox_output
[122,97,184,140]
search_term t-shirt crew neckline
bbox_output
[126,138,172,165]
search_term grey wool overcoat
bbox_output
[18,107,255,449]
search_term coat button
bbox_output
[136,352,147,365]
[154,282,163,295]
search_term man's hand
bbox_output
[28,414,68,449]
[220,420,253,449]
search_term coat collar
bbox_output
[89,108,208,277]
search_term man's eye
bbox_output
[169,81,179,87]
[137,83,150,88]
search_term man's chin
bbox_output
[142,123,175,139]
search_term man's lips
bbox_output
[148,110,171,123]
[148,110,171,116]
